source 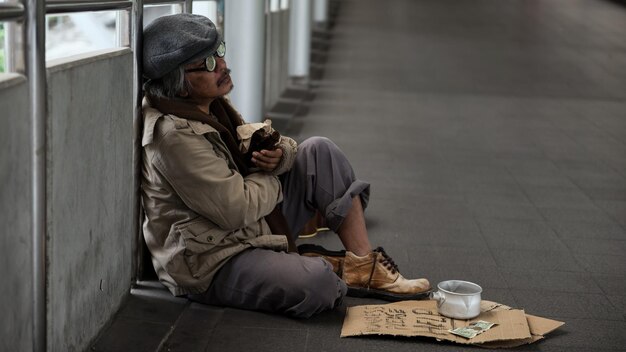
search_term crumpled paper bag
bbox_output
[236,119,278,153]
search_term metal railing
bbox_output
[1,1,138,351]
[0,0,313,350]
[0,3,24,20]
[46,0,131,13]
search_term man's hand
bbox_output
[251,148,283,172]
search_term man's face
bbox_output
[183,56,233,103]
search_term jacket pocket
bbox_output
[176,219,229,279]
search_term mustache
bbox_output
[218,68,232,86]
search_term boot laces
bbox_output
[373,247,399,274]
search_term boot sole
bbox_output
[347,286,433,302]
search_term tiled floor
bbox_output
[93,0,626,351]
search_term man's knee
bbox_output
[283,256,346,318]
[300,136,338,154]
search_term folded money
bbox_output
[449,320,497,339]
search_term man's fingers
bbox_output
[251,157,277,170]
[251,148,282,171]
[253,150,281,163]
[252,154,279,170]
[260,148,283,159]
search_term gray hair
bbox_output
[143,66,190,99]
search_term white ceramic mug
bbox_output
[430,280,482,319]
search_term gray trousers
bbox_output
[189,137,370,318]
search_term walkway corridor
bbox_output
[94,0,626,351]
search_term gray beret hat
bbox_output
[143,13,222,80]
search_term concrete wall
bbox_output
[46,48,134,351]
[0,74,33,352]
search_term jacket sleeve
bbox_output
[270,136,298,176]
[152,128,282,231]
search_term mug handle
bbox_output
[431,291,446,308]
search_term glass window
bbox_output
[1,22,5,73]
[46,10,123,61]
[143,4,183,28]
[192,1,219,26]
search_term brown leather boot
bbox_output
[342,247,431,301]
[298,244,345,275]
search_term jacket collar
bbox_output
[141,96,219,146]
[141,98,163,146]
[141,95,251,176]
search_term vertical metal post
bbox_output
[115,10,130,47]
[25,0,46,350]
[183,0,192,13]
[265,0,281,110]
[288,0,310,79]
[278,0,289,95]
[313,0,328,26]
[4,22,17,72]
[224,0,266,122]
[270,0,279,12]
[132,0,144,281]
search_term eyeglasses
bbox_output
[185,41,226,73]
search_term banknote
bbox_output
[449,320,497,339]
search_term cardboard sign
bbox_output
[477,304,564,349]
[341,300,563,348]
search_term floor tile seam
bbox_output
[605,297,626,320]
[555,215,626,260]
[580,112,626,150]
[471,214,549,223]
[546,221,626,233]
[464,195,571,258]
[155,325,176,352]
[219,325,306,332]
[591,199,626,233]
[499,267,619,277]
[510,287,617,303]
[495,264,599,274]
[546,117,626,214]
[479,229,567,239]
[404,242,503,253]
[571,240,626,253]
[199,311,224,352]
[468,214,514,299]
[570,250,626,261]
[406,243,492,251]
[499,282,605,295]
[303,328,310,352]
[535,344,626,351]
[416,241,568,254]
[154,302,194,352]
[506,165,612,273]
[495,263,588,275]
[500,266,604,277]
[503,162,566,222]
[468,244,599,254]
[113,315,180,325]
[500,265,616,276]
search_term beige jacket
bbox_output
[141,98,297,296]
